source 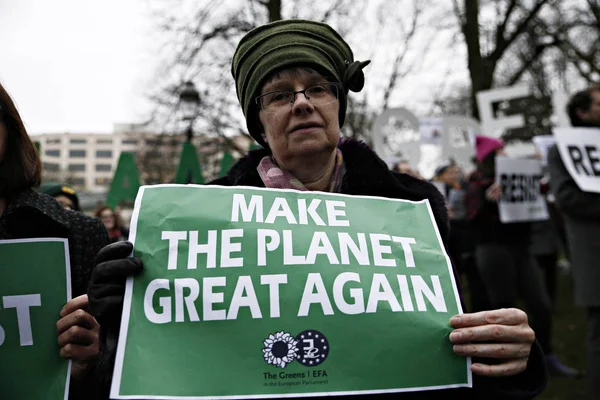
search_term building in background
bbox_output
[32,124,252,192]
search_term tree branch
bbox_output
[490,0,550,62]
[495,0,518,47]
[507,39,557,86]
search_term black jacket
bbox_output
[0,189,109,400]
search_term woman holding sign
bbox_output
[466,135,576,377]
[0,82,109,399]
[89,20,546,399]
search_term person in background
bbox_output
[88,19,546,399]
[39,182,80,211]
[392,160,422,179]
[548,85,600,396]
[529,164,562,311]
[433,163,461,197]
[435,162,490,312]
[95,205,127,243]
[466,135,577,377]
[0,81,109,399]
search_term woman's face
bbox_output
[442,165,462,186]
[100,209,115,230]
[258,68,340,166]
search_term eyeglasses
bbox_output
[255,83,342,114]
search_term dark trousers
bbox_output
[475,243,553,354]
[534,253,558,308]
[589,307,600,398]
[461,253,491,312]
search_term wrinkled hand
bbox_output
[88,241,143,330]
[450,308,535,377]
[485,183,503,202]
[56,295,99,380]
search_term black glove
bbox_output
[88,241,143,330]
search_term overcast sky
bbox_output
[0,0,465,144]
[0,0,154,134]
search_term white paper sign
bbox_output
[553,128,600,193]
[495,157,549,223]
[532,135,556,166]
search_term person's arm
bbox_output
[548,145,600,219]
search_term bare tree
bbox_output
[452,0,554,118]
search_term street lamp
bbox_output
[178,81,200,142]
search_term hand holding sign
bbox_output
[450,308,535,377]
[88,241,143,331]
[485,183,502,202]
[56,294,100,380]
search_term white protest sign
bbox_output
[532,135,556,166]
[372,108,421,168]
[554,127,600,193]
[440,116,479,168]
[495,157,549,223]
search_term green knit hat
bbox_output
[232,19,370,147]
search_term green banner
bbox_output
[107,152,141,209]
[219,152,235,177]
[0,239,71,400]
[174,142,204,184]
[112,185,470,398]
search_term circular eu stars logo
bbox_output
[295,329,329,367]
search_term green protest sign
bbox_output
[0,239,71,400]
[112,185,470,398]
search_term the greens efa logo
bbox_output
[262,329,329,368]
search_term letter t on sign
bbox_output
[162,231,187,270]
[2,294,42,346]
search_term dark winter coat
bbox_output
[0,188,110,400]
[210,139,547,400]
[465,171,530,247]
[548,145,600,306]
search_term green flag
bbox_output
[174,142,204,184]
[219,152,235,177]
[0,239,71,400]
[112,185,470,398]
[107,152,141,209]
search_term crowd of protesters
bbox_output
[1,18,599,400]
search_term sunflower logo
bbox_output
[262,331,299,368]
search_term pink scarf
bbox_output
[257,149,346,192]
